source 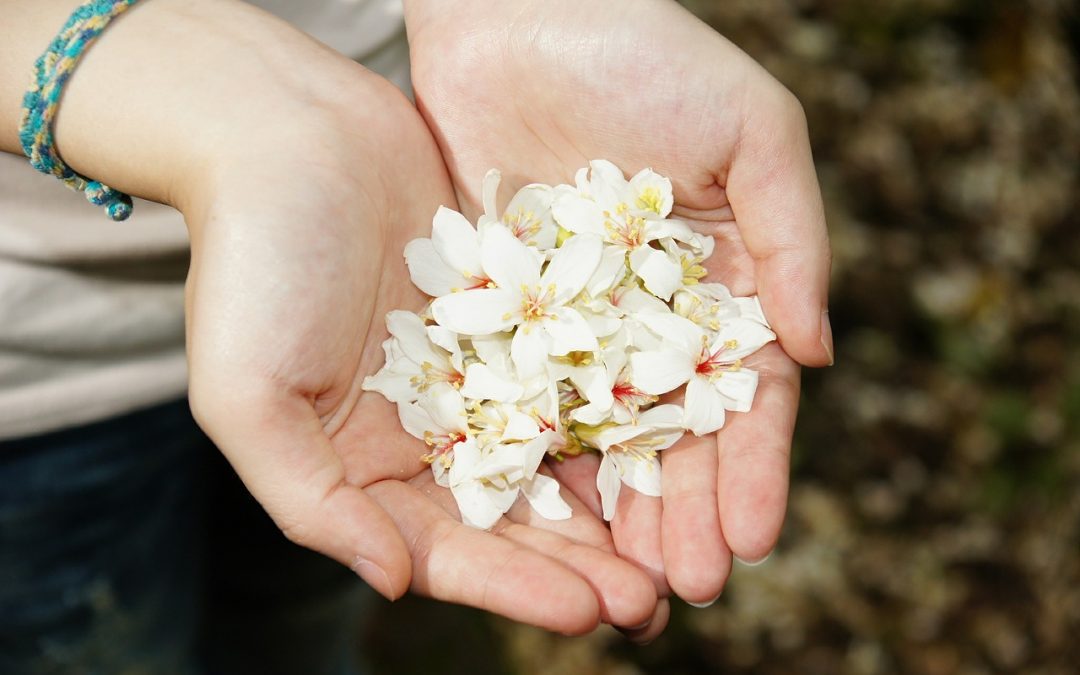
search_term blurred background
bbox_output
[361,1,1080,672]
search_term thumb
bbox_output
[189,384,412,599]
[726,84,833,367]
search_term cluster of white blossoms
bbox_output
[363,160,776,529]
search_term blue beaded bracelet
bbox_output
[18,0,141,221]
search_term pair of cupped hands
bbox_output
[178,0,832,642]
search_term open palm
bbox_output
[405,0,833,611]
[183,71,657,634]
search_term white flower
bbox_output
[366,161,778,530]
[404,206,493,297]
[566,331,655,426]
[551,160,701,300]
[449,432,571,529]
[578,405,685,520]
[362,311,464,403]
[397,383,470,485]
[628,312,776,436]
[673,283,743,332]
[468,400,542,448]
[431,225,603,379]
[464,332,549,402]
[480,169,558,251]
[445,438,520,529]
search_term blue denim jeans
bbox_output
[0,399,370,675]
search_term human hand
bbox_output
[182,40,660,638]
[404,0,832,620]
[1,0,658,635]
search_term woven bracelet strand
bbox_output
[18,0,141,221]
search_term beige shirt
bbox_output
[0,0,408,439]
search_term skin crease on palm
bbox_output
[403,0,833,614]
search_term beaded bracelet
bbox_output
[18,0,142,221]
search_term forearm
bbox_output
[1,0,364,212]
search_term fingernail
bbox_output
[820,309,834,366]
[735,550,773,567]
[351,556,394,598]
[687,593,721,609]
[627,618,653,631]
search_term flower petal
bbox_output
[449,436,482,479]
[404,238,472,297]
[521,473,572,521]
[451,480,507,530]
[421,383,468,433]
[734,296,770,327]
[519,383,559,428]
[425,324,459,356]
[501,409,541,441]
[431,288,519,335]
[551,193,606,236]
[511,325,549,382]
[475,442,529,483]
[628,349,696,395]
[683,375,728,436]
[520,429,559,478]
[636,403,687,430]
[570,400,612,425]
[432,458,451,488]
[386,310,443,363]
[629,246,683,301]
[504,184,557,250]
[361,362,417,403]
[542,233,603,303]
[460,362,524,403]
[714,368,759,413]
[482,223,541,290]
[471,333,513,367]
[597,453,623,522]
[611,451,662,497]
[588,411,682,452]
[426,325,464,373]
[711,318,778,361]
[644,217,697,245]
[586,159,631,207]
[570,364,614,411]
[634,311,706,355]
[481,169,502,221]
[612,284,671,315]
[628,168,674,217]
[397,400,436,440]
[585,245,628,298]
[432,206,483,278]
[486,482,522,515]
[543,307,599,356]
[581,308,623,339]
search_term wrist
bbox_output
[3,0,377,214]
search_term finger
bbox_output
[365,479,601,635]
[726,83,833,367]
[497,518,657,630]
[501,470,658,629]
[190,390,412,599]
[548,452,604,521]
[660,432,732,605]
[717,343,800,562]
[617,597,671,645]
[611,487,669,596]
